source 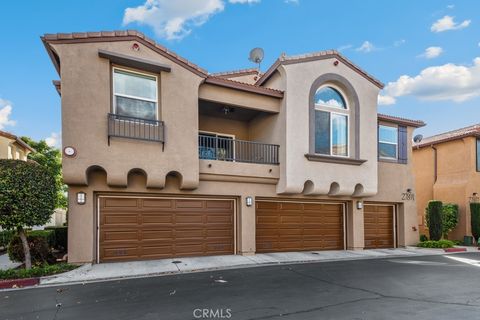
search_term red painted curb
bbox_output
[0,278,39,289]
[444,248,467,253]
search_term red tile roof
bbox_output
[414,124,480,148]
[256,50,384,89]
[377,113,426,128]
[204,76,284,98]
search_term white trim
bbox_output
[198,130,235,139]
[112,67,159,120]
[96,195,237,264]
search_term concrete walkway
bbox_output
[0,254,21,271]
[40,247,472,286]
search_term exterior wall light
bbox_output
[76,192,86,205]
[356,201,363,210]
[246,196,253,207]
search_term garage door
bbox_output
[98,197,234,262]
[364,205,394,249]
[256,201,344,253]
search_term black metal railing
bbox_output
[199,134,279,165]
[108,113,165,145]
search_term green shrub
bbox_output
[417,240,455,248]
[0,263,77,280]
[442,204,459,239]
[7,235,55,265]
[0,230,15,248]
[45,226,68,250]
[419,234,428,242]
[471,203,480,242]
[426,201,443,241]
[27,230,55,248]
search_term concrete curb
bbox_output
[0,277,39,289]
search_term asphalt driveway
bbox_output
[2,253,480,320]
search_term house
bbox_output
[413,124,480,240]
[42,30,425,264]
[0,130,34,161]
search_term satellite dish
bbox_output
[413,134,423,143]
[249,47,264,68]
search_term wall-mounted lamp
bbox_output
[76,192,86,205]
[356,201,363,210]
[406,188,412,193]
[246,196,253,207]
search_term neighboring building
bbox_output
[413,124,480,240]
[42,31,424,264]
[0,130,34,161]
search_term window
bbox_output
[477,138,480,172]
[113,68,157,120]
[378,125,398,159]
[314,86,349,156]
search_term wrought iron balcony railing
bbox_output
[108,113,165,147]
[199,134,279,165]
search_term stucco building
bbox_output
[42,30,424,264]
[0,130,34,161]
[413,124,480,240]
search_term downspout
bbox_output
[431,145,438,183]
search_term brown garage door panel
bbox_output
[364,205,394,249]
[99,197,235,262]
[256,201,344,253]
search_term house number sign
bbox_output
[401,192,415,201]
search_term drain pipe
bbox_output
[432,145,438,183]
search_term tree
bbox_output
[442,204,459,239]
[426,201,443,241]
[0,160,56,269]
[471,203,480,243]
[21,137,67,209]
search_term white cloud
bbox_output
[284,0,299,4]
[379,57,480,105]
[419,46,443,59]
[0,98,16,130]
[447,4,455,9]
[229,0,260,3]
[45,132,61,148]
[356,41,375,53]
[393,39,406,47]
[431,15,471,32]
[377,95,396,106]
[123,0,225,40]
[337,44,353,52]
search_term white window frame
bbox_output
[378,125,398,160]
[112,67,159,121]
[314,84,350,157]
[199,130,236,161]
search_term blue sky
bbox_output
[0,0,479,146]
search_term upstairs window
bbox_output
[314,86,349,156]
[113,68,158,120]
[378,125,398,159]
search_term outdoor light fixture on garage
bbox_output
[356,201,363,210]
[76,192,86,205]
[246,196,253,207]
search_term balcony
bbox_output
[199,134,279,165]
[108,113,165,146]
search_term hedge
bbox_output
[8,234,55,265]
[417,240,455,248]
[0,230,15,248]
[45,226,68,250]
[471,203,480,242]
[0,263,77,280]
[426,201,443,241]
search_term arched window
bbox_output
[314,85,349,156]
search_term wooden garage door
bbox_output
[256,201,344,253]
[99,197,234,262]
[364,205,394,249]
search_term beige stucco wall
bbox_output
[263,59,380,197]
[413,137,480,240]
[0,136,29,160]
[199,114,249,140]
[52,40,204,189]
[0,136,10,159]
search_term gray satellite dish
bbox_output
[413,134,423,143]
[249,47,264,68]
